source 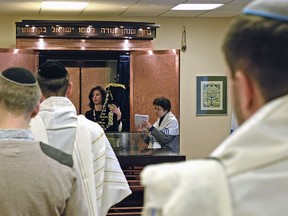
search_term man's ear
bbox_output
[40,94,45,103]
[31,101,40,118]
[67,81,73,97]
[234,70,257,120]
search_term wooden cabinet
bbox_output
[12,37,180,132]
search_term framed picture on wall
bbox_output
[196,76,227,115]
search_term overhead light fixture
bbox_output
[42,1,88,10]
[172,4,223,10]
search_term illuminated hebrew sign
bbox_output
[16,20,159,40]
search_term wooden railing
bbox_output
[107,152,186,216]
[107,166,145,216]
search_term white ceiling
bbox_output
[0,0,253,17]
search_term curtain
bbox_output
[116,55,130,131]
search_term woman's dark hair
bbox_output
[153,97,171,112]
[88,86,106,109]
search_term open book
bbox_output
[135,114,149,127]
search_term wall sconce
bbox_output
[181,26,186,52]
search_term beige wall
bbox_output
[0,15,233,160]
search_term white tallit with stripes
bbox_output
[148,111,179,149]
[141,159,232,216]
[30,97,131,216]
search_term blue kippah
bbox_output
[38,61,68,79]
[243,0,288,22]
[1,67,36,85]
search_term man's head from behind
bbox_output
[222,0,288,124]
[36,61,71,98]
[0,67,41,118]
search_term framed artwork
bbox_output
[196,76,227,115]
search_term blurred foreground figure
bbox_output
[141,0,288,215]
[0,67,87,215]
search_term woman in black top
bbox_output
[85,86,122,132]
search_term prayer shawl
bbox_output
[141,159,233,216]
[142,95,288,216]
[211,94,288,216]
[148,111,179,149]
[30,97,131,216]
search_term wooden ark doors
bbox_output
[38,50,124,114]
[66,66,110,115]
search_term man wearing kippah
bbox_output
[0,67,87,215]
[29,61,131,216]
[141,0,288,215]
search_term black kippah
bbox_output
[1,67,36,84]
[38,61,68,79]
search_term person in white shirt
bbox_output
[139,97,179,153]
[30,61,131,216]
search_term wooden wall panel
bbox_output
[16,38,153,51]
[81,68,109,114]
[0,48,38,73]
[130,50,180,131]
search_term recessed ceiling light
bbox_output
[42,1,88,10]
[172,4,223,10]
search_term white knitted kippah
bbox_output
[243,0,288,22]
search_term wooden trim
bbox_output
[0,48,36,54]
[16,38,153,51]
